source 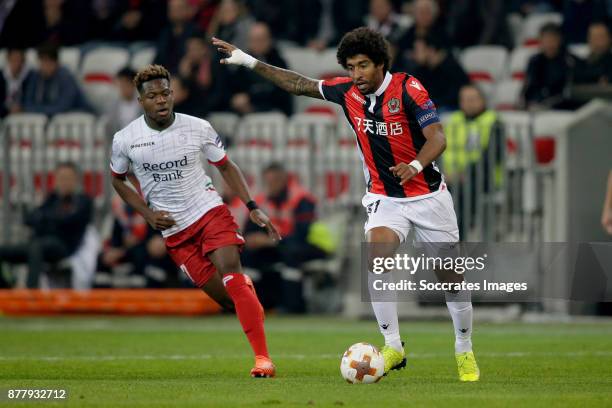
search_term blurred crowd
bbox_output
[1,0,612,121]
[1,0,611,309]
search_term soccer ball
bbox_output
[340,342,385,384]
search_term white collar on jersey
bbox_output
[368,71,392,97]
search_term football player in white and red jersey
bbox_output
[212,27,480,382]
[110,64,279,378]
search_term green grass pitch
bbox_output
[1,316,611,407]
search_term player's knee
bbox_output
[215,260,242,275]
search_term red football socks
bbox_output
[223,273,269,358]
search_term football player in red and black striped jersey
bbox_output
[213,27,480,382]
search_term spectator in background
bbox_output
[107,68,141,133]
[207,0,254,51]
[97,194,178,288]
[443,84,503,237]
[228,23,292,115]
[191,0,221,34]
[447,0,513,49]
[1,48,31,117]
[0,0,86,47]
[178,34,227,112]
[154,0,197,74]
[111,0,168,42]
[171,75,207,117]
[397,0,442,54]
[89,0,122,41]
[247,0,322,46]
[0,162,93,288]
[522,23,580,110]
[21,44,92,115]
[367,0,407,47]
[576,22,612,84]
[329,0,370,46]
[563,0,611,44]
[404,32,470,111]
[38,0,90,46]
[511,0,560,15]
[242,163,327,313]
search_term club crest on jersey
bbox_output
[387,98,400,114]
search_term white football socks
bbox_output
[445,289,473,353]
[371,301,403,352]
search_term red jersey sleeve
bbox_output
[404,76,440,129]
[318,77,353,105]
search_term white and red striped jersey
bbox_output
[110,113,227,237]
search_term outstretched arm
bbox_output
[212,37,323,99]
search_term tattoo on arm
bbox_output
[254,61,323,99]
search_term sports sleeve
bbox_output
[404,76,440,129]
[110,133,129,178]
[318,77,353,105]
[200,120,227,166]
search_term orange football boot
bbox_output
[250,355,276,378]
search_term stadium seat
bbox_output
[59,47,81,75]
[507,13,524,47]
[81,46,130,83]
[288,112,337,148]
[207,112,240,144]
[569,43,590,59]
[3,114,48,202]
[461,46,509,83]
[130,47,156,71]
[498,111,531,169]
[47,113,107,197]
[281,46,343,79]
[519,13,562,46]
[82,82,117,114]
[234,112,287,147]
[492,80,524,110]
[532,111,573,165]
[228,145,281,189]
[25,48,38,69]
[509,46,539,81]
[3,113,47,147]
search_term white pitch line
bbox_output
[1,351,612,362]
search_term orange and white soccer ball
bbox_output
[340,342,385,384]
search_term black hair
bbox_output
[7,47,25,55]
[133,64,171,93]
[421,30,450,51]
[337,27,391,72]
[37,43,59,61]
[540,22,562,37]
[262,162,286,174]
[117,67,137,81]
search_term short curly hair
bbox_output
[337,27,390,72]
[133,64,170,93]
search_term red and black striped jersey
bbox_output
[318,72,445,200]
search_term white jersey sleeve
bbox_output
[110,132,130,176]
[199,121,226,165]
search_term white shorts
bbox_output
[362,190,459,244]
